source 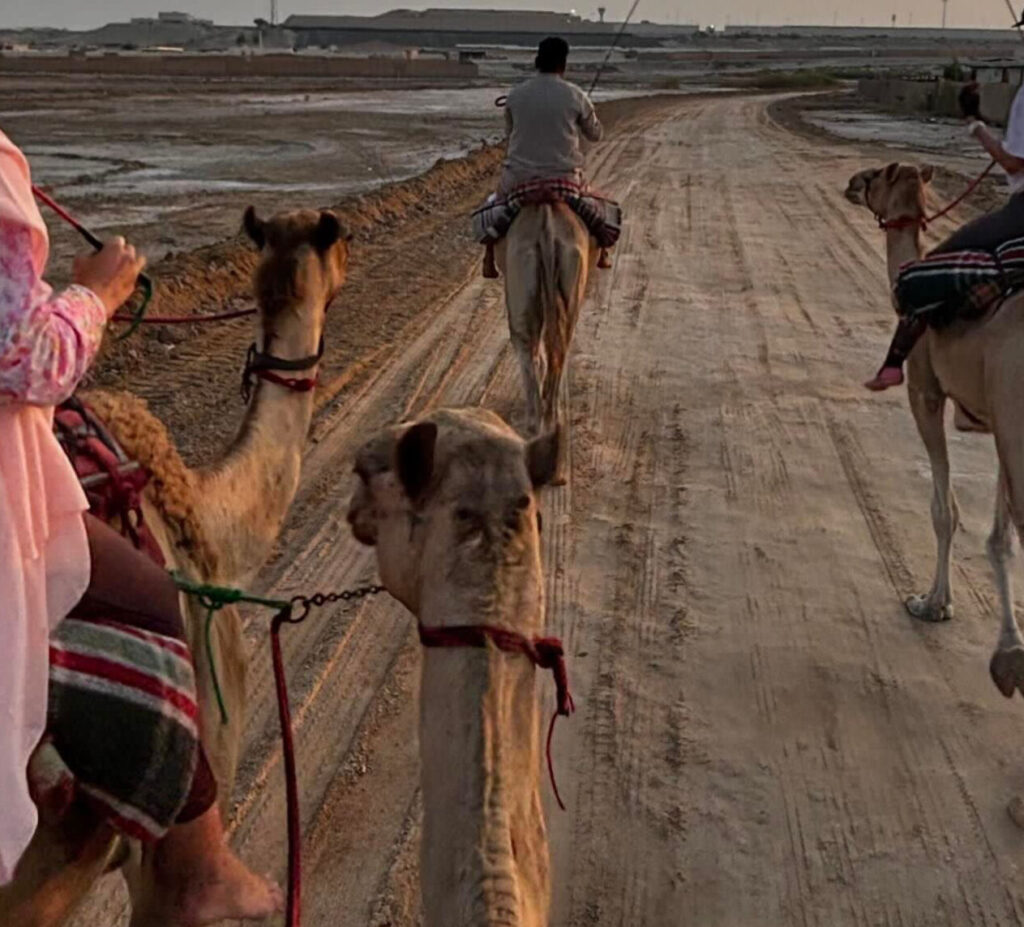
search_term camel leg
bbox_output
[511,334,543,436]
[986,472,1024,698]
[904,370,958,622]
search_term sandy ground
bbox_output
[61,90,1024,926]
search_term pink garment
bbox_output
[0,129,107,884]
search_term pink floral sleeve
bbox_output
[0,220,107,406]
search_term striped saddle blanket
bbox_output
[895,236,1024,325]
[48,618,200,842]
[472,179,622,249]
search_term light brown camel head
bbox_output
[844,162,934,225]
[347,408,559,620]
[243,205,351,356]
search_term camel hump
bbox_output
[76,390,210,565]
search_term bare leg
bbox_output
[483,241,499,279]
[904,361,958,622]
[129,804,282,927]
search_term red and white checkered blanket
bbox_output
[895,236,1024,325]
[472,179,622,249]
[48,618,200,841]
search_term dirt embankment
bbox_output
[87,94,674,464]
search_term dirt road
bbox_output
[69,93,1024,926]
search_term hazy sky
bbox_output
[1,0,1017,32]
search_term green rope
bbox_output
[114,274,154,342]
[173,573,291,726]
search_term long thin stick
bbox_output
[588,0,641,95]
[1003,0,1024,42]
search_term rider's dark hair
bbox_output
[536,36,569,73]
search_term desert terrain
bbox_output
[8,73,1024,925]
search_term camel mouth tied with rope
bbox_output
[870,161,996,233]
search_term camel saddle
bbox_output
[54,397,165,566]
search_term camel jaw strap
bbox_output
[241,336,324,402]
[417,621,575,810]
[876,213,926,232]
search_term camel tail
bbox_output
[535,204,569,409]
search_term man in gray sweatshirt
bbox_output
[500,36,603,191]
[484,36,607,277]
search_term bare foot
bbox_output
[864,366,904,392]
[177,846,283,926]
[132,805,283,926]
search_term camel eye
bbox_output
[455,507,476,523]
[515,494,531,511]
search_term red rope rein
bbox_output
[270,609,303,927]
[111,307,257,325]
[417,622,575,810]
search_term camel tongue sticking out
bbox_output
[846,163,1024,717]
[3,206,352,926]
[348,407,560,927]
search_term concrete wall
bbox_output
[0,52,478,79]
[858,77,1019,124]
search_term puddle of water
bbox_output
[805,109,979,156]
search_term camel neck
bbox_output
[885,226,922,284]
[192,318,321,583]
[417,603,550,927]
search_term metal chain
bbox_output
[288,584,386,622]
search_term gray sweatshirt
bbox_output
[501,73,603,189]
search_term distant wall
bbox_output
[858,77,1018,125]
[0,53,478,80]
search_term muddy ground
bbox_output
[46,85,1024,926]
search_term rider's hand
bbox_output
[72,237,146,318]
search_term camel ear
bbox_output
[396,422,438,503]
[243,206,265,249]
[884,162,901,184]
[313,211,342,253]
[527,428,560,488]
[920,165,935,184]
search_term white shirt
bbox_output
[1001,83,1024,194]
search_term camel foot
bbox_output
[905,594,953,623]
[990,646,1024,699]
[1008,795,1024,828]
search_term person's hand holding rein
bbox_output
[72,237,146,318]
